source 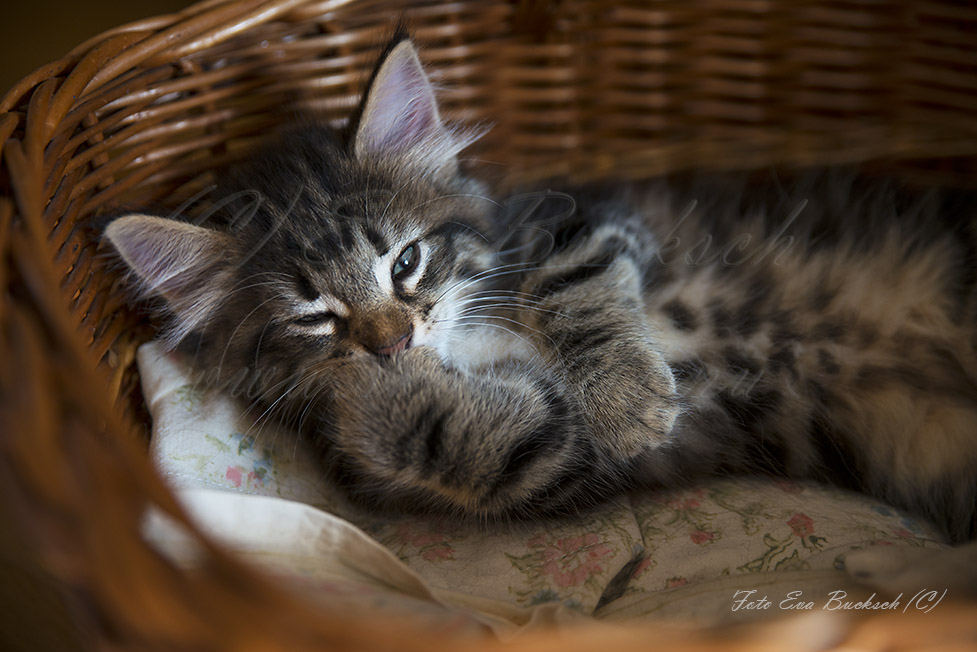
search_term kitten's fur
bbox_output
[106,36,977,543]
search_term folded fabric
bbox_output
[139,341,947,632]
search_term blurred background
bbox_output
[1,0,195,93]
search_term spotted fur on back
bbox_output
[105,37,977,542]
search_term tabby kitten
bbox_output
[106,35,977,542]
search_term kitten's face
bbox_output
[211,153,496,375]
[106,39,495,400]
[268,178,492,360]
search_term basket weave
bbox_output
[2,1,977,650]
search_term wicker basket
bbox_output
[3,1,977,650]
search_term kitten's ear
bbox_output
[104,215,231,341]
[353,39,472,173]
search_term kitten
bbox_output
[105,35,977,543]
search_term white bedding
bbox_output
[138,341,947,635]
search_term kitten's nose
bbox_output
[350,308,414,356]
[375,329,413,356]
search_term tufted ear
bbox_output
[104,215,231,342]
[353,39,474,173]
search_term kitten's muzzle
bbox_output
[375,329,413,356]
[349,307,414,356]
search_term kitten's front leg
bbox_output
[522,222,681,460]
[325,347,600,516]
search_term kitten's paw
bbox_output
[530,296,681,458]
[329,353,590,516]
[400,344,446,370]
[581,346,680,458]
[329,346,444,393]
[330,348,459,462]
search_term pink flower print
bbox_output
[667,576,688,589]
[526,532,548,548]
[690,529,715,545]
[775,479,804,494]
[663,488,704,511]
[225,465,243,488]
[536,533,613,588]
[631,556,653,580]
[395,523,447,548]
[421,545,454,562]
[788,512,815,537]
[246,470,264,488]
[391,523,456,563]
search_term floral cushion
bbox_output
[139,342,947,632]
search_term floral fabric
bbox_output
[139,342,947,630]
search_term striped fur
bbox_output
[106,37,977,542]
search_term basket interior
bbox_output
[3,0,977,649]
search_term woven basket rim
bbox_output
[3,1,977,649]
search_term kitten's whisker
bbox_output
[222,280,286,301]
[292,388,321,459]
[463,288,546,301]
[445,220,490,243]
[436,262,533,301]
[452,296,542,310]
[449,320,545,362]
[241,365,326,440]
[437,264,537,303]
[252,321,273,368]
[452,294,551,309]
[460,261,534,282]
[456,156,503,167]
[224,271,290,291]
[239,370,304,426]
[443,260,610,306]
[215,294,284,382]
[452,292,564,313]
[455,303,562,317]
[455,290,547,303]
[228,271,291,283]
[453,314,558,349]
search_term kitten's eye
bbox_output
[392,243,420,280]
[293,312,335,326]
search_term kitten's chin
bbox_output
[409,325,450,364]
[418,323,539,374]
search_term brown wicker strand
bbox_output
[3,1,977,649]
